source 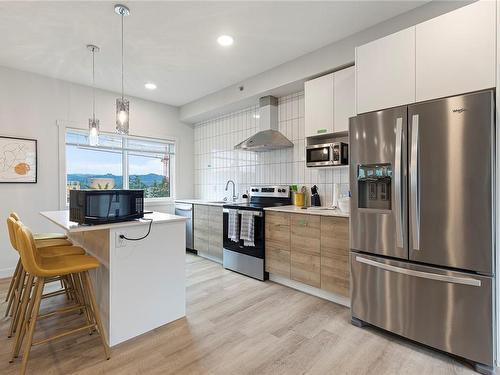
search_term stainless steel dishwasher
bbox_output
[174,203,193,250]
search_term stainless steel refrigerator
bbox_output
[349,90,495,374]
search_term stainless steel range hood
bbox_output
[234,96,293,152]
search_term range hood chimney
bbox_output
[234,96,293,152]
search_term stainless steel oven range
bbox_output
[222,185,291,280]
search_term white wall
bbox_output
[180,1,472,123]
[194,91,349,204]
[0,65,194,278]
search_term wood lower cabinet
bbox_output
[208,206,223,261]
[290,214,320,255]
[265,211,350,296]
[193,204,223,263]
[320,217,349,297]
[193,204,209,252]
[265,212,291,277]
[291,251,321,288]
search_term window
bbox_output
[65,129,174,203]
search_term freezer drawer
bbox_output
[351,252,494,367]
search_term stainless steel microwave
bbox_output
[306,142,348,167]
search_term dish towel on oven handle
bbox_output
[240,210,255,247]
[228,209,240,242]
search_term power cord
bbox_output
[119,218,153,241]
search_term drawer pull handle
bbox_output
[355,256,481,287]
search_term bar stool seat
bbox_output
[34,238,73,248]
[39,254,100,276]
[38,245,86,258]
[33,233,67,240]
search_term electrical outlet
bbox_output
[116,232,126,248]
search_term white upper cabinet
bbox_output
[333,66,355,133]
[305,67,355,137]
[415,0,496,102]
[355,27,416,114]
[305,72,334,137]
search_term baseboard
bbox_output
[269,273,350,308]
[0,266,15,279]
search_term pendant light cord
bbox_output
[121,12,124,101]
[92,48,96,121]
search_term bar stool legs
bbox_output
[20,277,45,375]
[5,259,21,303]
[12,272,109,374]
[10,274,35,362]
[83,271,110,360]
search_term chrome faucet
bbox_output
[225,180,237,202]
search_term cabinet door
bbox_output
[208,206,223,262]
[291,214,321,287]
[320,217,349,297]
[356,27,416,114]
[305,73,334,137]
[333,66,355,133]
[265,212,291,277]
[193,204,209,253]
[416,0,495,102]
[291,251,321,287]
[291,214,320,255]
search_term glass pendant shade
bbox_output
[88,118,100,146]
[116,97,130,134]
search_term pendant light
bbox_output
[115,4,130,134]
[87,44,100,146]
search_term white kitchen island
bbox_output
[40,210,187,347]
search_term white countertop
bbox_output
[175,199,246,207]
[264,205,350,218]
[40,210,187,233]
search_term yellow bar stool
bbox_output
[13,224,110,375]
[5,217,85,338]
[5,213,72,312]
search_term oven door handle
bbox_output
[223,209,263,217]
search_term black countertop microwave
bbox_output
[69,189,144,225]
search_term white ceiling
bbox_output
[0,1,428,107]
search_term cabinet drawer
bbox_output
[291,251,321,288]
[265,244,291,278]
[291,214,320,255]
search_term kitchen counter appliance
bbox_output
[174,202,193,250]
[306,142,348,167]
[69,189,144,225]
[223,185,291,280]
[349,90,495,374]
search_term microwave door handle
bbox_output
[410,114,420,250]
[394,117,404,249]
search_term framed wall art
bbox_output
[0,136,37,183]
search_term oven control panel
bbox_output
[249,186,290,198]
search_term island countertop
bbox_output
[40,210,187,233]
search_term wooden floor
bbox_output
[0,253,480,374]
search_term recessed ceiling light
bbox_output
[145,82,157,90]
[217,35,234,47]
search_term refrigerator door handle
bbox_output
[394,117,404,248]
[355,256,481,287]
[410,114,420,250]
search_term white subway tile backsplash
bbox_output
[193,91,350,203]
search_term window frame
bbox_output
[58,122,176,209]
